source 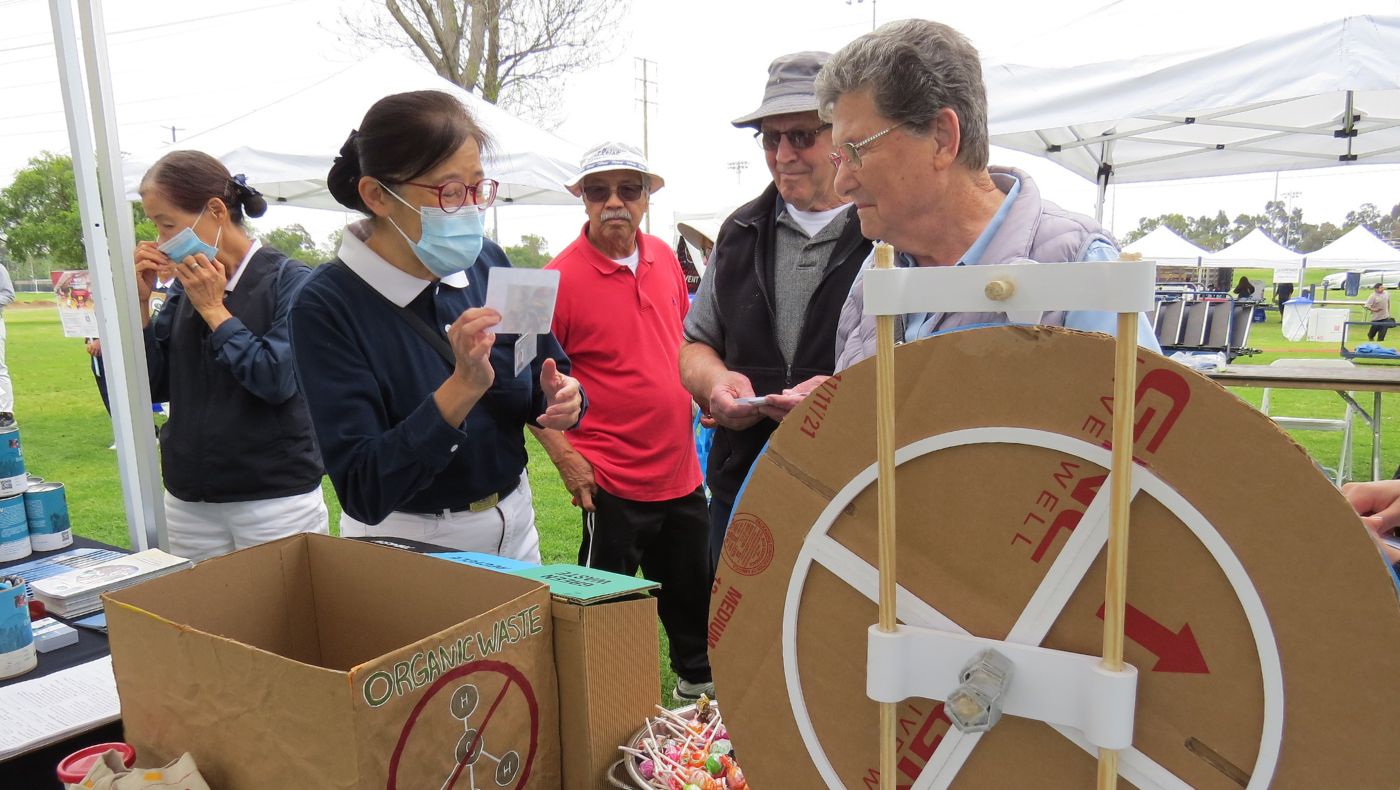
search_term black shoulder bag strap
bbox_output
[328,261,455,367]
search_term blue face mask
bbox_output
[382,185,486,278]
[157,207,221,263]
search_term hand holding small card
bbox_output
[485,268,560,335]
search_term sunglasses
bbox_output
[755,124,832,151]
[581,183,646,203]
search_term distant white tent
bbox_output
[1204,228,1304,269]
[1304,225,1400,270]
[985,15,1400,218]
[124,51,582,208]
[1120,225,1209,266]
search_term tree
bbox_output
[1119,213,1189,245]
[0,152,155,279]
[260,224,331,265]
[1343,202,1396,241]
[503,233,550,268]
[1186,210,1230,252]
[344,0,627,124]
[1297,222,1342,253]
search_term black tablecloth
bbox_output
[1,535,126,788]
[1,536,121,688]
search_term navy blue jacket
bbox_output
[289,239,578,524]
[145,245,323,502]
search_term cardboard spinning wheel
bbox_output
[708,323,1400,789]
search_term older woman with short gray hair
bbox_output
[818,19,1160,371]
[816,19,989,171]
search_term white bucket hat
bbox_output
[565,141,666,196]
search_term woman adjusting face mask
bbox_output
[377,178,495,278]
[157,205,222,263]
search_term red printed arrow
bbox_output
[1096,602,1209,674]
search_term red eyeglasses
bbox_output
[401,178,500,212]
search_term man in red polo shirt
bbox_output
[531,142,713,701]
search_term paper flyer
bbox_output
[484,268,560,335]
[50,270,98,339]
[0,656,120,761]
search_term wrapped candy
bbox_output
[622,702,746,789]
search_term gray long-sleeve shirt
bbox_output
[0,265,14,313]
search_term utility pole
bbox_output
[727,161,748,184]
[635,57,657,234]
[165,124,184,143]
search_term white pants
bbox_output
[164,487,329,562]
[338,471,541,563]
[0,316,11,412]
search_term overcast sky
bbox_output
[3,0,1399,256]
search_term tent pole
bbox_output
[1095,158,1112,224]
[56,0,166,550]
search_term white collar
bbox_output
[338,220,470,307]
[224,240,261,293]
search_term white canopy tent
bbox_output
[986,15,1400,218]
[1305,225,1400,270]
[1120,225,1209,267]
[1198,226,1304,270]
[1203,228,1305,269]
[123,50,583,208]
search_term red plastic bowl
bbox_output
[56,743,136,783]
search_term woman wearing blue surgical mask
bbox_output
[289,90,584,561]
[135,150,329,561]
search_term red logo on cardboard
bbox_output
[723,513,774,576]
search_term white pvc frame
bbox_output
[779,427,1283,789]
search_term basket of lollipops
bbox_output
[607,696,747,789]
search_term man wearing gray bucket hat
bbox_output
[679,52,872,572]
[533,141,715,702]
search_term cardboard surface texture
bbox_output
[104,534,560,789]
[709,325,1400,788]
[551,594,659,789]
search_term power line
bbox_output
[0,92,197,121]
[0,0,309,54]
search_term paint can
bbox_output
[0,575,37,680]
[0,426,24,496]
[0,494,31,562]
[26,474,43,488]
[25,483,72,552]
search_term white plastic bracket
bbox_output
[867,624,1139,750]
[861,259,1157,316]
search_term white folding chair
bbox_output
[1259,358,1355,484]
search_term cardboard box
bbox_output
[437,558,663,790]
[551,594,658,789]
[104,534,560,789]
[709,326,1400,788]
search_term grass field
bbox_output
[6,283,1396,701]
